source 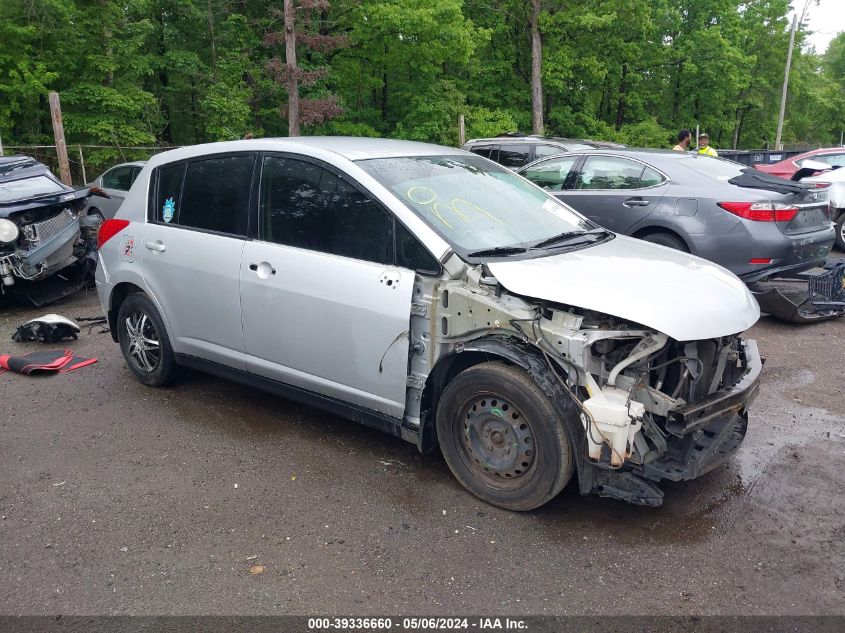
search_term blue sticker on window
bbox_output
[162,197,175,223]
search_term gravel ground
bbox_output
[0,284,843,616]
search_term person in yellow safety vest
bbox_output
[697,133,718,157]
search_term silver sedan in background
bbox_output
[84,161,145,220]
[517,149,835,281]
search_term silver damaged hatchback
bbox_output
[96,137,763,510]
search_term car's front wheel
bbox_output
[640,231,688,252]
[117,292,177,387]
[436,362,574,511]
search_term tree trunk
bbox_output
[530,0,543,135]
[157,9,172,144]
[671,60,684,121]
[207,0,218,80]
[284,0,300,137]
[615,63,628,130]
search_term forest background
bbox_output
[2,0,844,174]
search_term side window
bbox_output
[102,165,135,191]
[534,144,566,159]
[521,157,578,191]
[469,145,493,159]
[574,156,645,190]
[153,163,186,223]
[826,154,845,167]
[259,155,392,265]
[638,166,665,188]
[130,166,142,186]
[396,222,439,273]
[497,144,531,168]
[178,155,254,235]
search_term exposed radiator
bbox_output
[24,208,75,246]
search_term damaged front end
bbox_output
[0,156,103,306]
[577,333,761,506]
[408,255,762,507]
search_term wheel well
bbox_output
[631,227,689,249]
[108,282,145,342]
[418,351,513,453]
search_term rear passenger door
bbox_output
[142,153,257,370]
[557,155,668,233]
[239,154,417,418]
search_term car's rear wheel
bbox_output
[835,211,845,250]
[639,231,688,252]
[435,362,574,511]
[117,293,176,387]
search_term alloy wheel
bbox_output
[124,311,161,373]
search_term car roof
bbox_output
[790,147,845,162]
[146,137,465,167]
[465,136,601,146]
[111,161,147,168]
[519,147,714,165]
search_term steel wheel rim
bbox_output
[125,310,161,373]
[457,393,537,489]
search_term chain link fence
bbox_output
[0,145,181,186]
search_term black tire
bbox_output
[640,231,688,252]
[116,292,177,387]
[435,362,574,511]
[835,212,845,251]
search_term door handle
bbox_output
[249,262,276,277]
[623,198,650,207]
[145,240,166,252]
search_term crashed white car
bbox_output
[95,138,762,510]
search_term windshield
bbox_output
[357,155,594,254]
[0,175,65,203]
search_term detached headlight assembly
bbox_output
[0,219,20,244]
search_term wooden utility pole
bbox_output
[284,0,300,137]
[530,0,543,135]
[775,14,798,151]
[458,114,465,145]
[48,91,72,185]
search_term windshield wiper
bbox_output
[466,246,528,258]
[531,228,612,250]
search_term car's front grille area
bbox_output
[23,208,75,246]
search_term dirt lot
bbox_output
[0,285,843,616]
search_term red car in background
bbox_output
[755,147,845,179]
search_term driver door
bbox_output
[240,154,415,418]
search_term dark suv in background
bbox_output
[461,134,624,169]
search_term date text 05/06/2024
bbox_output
[307,617,528,630]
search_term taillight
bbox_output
[717,202,798,222]
[812,182,831,189]
[97,218,130,249]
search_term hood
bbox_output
[0,187,90,218]
[488,235,760,341]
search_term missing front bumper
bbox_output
[580,339,762,506]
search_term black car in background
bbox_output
[461,134,624,169]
